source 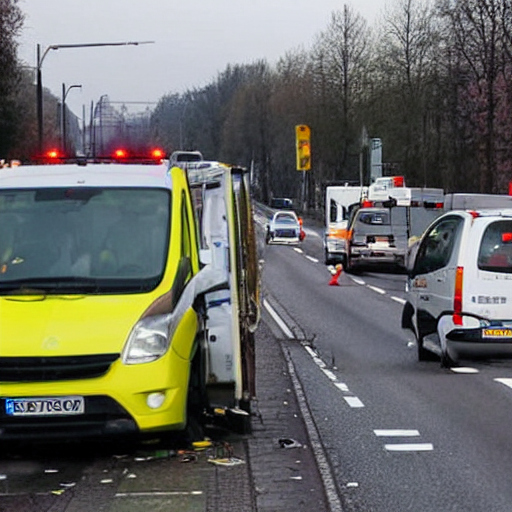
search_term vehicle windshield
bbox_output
[478,220,512,274]
[274,213,297,224]
[0,187,171,294]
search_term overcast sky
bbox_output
[18,0,386,117]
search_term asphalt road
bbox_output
[258,212,512,512]
[4,210,512,512]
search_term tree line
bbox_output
[2,0,512,206]
[151,0,512,205]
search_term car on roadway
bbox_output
[346,206,408,271]
[402,209,512,366]
[266,210,302,245]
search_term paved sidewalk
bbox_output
[247,320,329,512]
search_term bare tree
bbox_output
[374,0,440,186]
[311,5,371,182]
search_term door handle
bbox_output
[419,295,429,301]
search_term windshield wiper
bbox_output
[0,277,102,294]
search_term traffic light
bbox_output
[296,125,311,171]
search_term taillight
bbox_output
[453,266,464,325]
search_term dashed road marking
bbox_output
[367,285,386,295]
[306,255,319,263]
[349,276,365,285]
[334,382,349,392]
[374,429,420,437]
[283,347,345,512]
[294,247,303,254]
[451,367,479,374]
[495,378,512,388]
[391,296,406,304]
[384,443,433,452]
[322,369,337,381]
[344,396,365,408]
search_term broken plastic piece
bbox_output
[208,457,245,466]
[279,438,302,449]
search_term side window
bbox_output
[478,220,512,273]
[329,199,337,223]
[181,193,192,260]
[413,217,463,275]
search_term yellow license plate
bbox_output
[483,329,512,338]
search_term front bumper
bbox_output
[0,349,191,441]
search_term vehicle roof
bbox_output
[445,209,512,220]
[273,210,298,218]
[0,162,171,189]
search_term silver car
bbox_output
[266,211,301,245]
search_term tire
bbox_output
[440,347,456,368]
[417,335,437,362]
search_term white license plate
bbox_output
[5,396,85,416]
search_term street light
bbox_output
[36,40,155,153]
[61,83,82,154]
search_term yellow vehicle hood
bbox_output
[0,294,153,357]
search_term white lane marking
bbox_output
[349,276,365,285]
[344,396,365,408]
[347,482,359,488]
[263,300,294,339]
[334,382,349,392]
[374,429,420,437]
[304,345,327,368]
[451,367,479,374]
[116,491,203,497]
[385,443,433,452]
[367,285,386,295]
[294,247,303,254]
[283,349,344,512]
[322,369,337,381]
[391,296,406,305]
[306,255,319,263]
[495,378,512,389]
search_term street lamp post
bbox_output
[61,83,82,154]
[36,40,154,153]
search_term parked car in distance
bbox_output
[402,209,512,366]
[270,197,293,210]
[266,210,302,245]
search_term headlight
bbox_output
[122,314,172,365]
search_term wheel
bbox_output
[440,346,456,368]
[417,335,437,362]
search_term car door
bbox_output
[410,215,464,343]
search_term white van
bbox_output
[402,209,512,366]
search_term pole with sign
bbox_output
[296,124,311,211]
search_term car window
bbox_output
[358,211,389,225]
[275,213,296,224]
[478,220,512,274]
[413,216,463,275]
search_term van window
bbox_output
[478,220,512,274]
[358,211,389,225]
[0,187,171,294]
[413,216,463,275]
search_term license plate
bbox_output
[483,329,512,339]
[5,396,85,416]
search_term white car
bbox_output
[402,209,512,366]
[266,211,302,245]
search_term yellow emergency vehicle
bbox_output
[0,153,258,440]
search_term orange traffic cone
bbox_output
[328,263,343,286]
